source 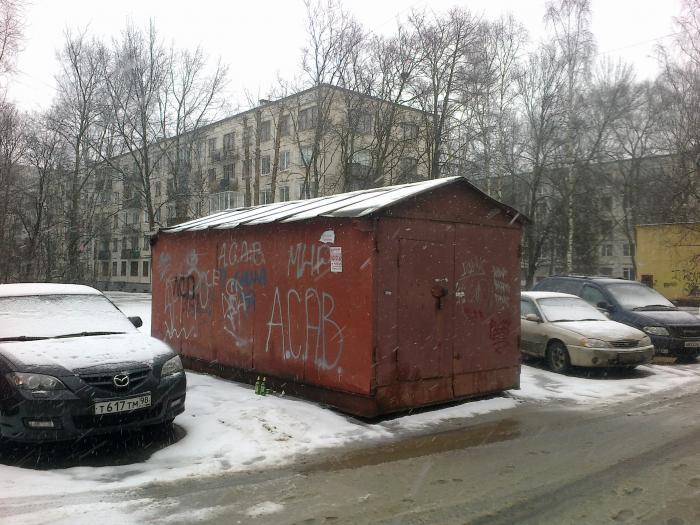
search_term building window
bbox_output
[155,209,161,222]
[121,261,127,277]
[113,215,118,229]
[101,262,109,277]
[601,244,613,257]
[260,120,271,142]
[301,145,313,166]
[208,168,216,187]
[243,126,252,147]
[623,243,635,257]
[112,261,118,276]
[209,191,243,212]
[261,155,271,175]
[121,237,128,250]
[223,164,235,181]
[167,206,176,219]
[279,115,290,137]
[143,261,150,277]
[143,235,150,250]
[351,150,371,166]
[260,189,273,204]
[130,261,138,277]
[298,106,318,131]
[112,239,118,252]
[599,267,613,276]
[399,157,418,181]
[223,132,235,157]
[279,185,290,202]
[401,122,418,140]
[280,150,291,171]
[622,267,634,280]
[298,182,311,200]
[208,138,216,155]
[349,109,373,134]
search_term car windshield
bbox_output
[606,283,676,310]
[536,296,608,322]
[0,294,136,339]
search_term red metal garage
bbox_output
[151,176,526,417]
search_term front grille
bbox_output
[679,326,700,338]
[79,367,151,392]
[610,339,638,348]
[73,404,162,429]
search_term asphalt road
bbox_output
[3,382,700,524]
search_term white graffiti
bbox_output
[265,286,344,371]
[221,278,252,348]
[492,266,510,309]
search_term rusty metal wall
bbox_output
[151,218,376,396]
[373,185,521,413]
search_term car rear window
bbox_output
[0,294,137,339]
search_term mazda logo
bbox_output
[113,373,130,388]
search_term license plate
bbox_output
[685,341,700,348]
[94,393,151,415]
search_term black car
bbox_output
[0,283,186,442]
[533,276,700,360]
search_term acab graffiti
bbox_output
[264,286,344,372]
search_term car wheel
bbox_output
[546,341,571,374]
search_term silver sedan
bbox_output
[521,291,654,373]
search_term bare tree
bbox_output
[0,0,24,80]
[52,29,109,282]
[544,0,595,272]
[408,7,480,179]
[512,43,567,287]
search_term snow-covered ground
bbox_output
[2,292,700,513]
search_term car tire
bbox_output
[546,341,571,374]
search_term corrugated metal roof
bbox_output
[160,176,524,233]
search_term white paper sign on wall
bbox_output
[330,247,342,273]
[319,230,335,244]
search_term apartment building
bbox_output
[93,84,428,291]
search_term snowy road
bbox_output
[1,293,700,523]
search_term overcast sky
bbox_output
[8,0,682,114]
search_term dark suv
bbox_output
[533,276,700,360]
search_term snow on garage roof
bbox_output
[0,283,102,298]
[160,176,525,233]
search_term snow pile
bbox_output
[514,362,700,404]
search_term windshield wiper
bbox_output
[0,336,51,342]
[632,305,677,311]
[52,331,127,339]
[550,319,575,322]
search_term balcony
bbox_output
[219,178,239,191]
[122,195,141,209]
[97,250,111,260]
[121,249,141,260]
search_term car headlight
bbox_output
[581,338,611,348]
[7,372,66,391]
[643,326,669,336]
[639,335,652,346]
[161,355,183,377]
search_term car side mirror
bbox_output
[597,301,614,313]
[128,316,143,328]
[525,313,542,323]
